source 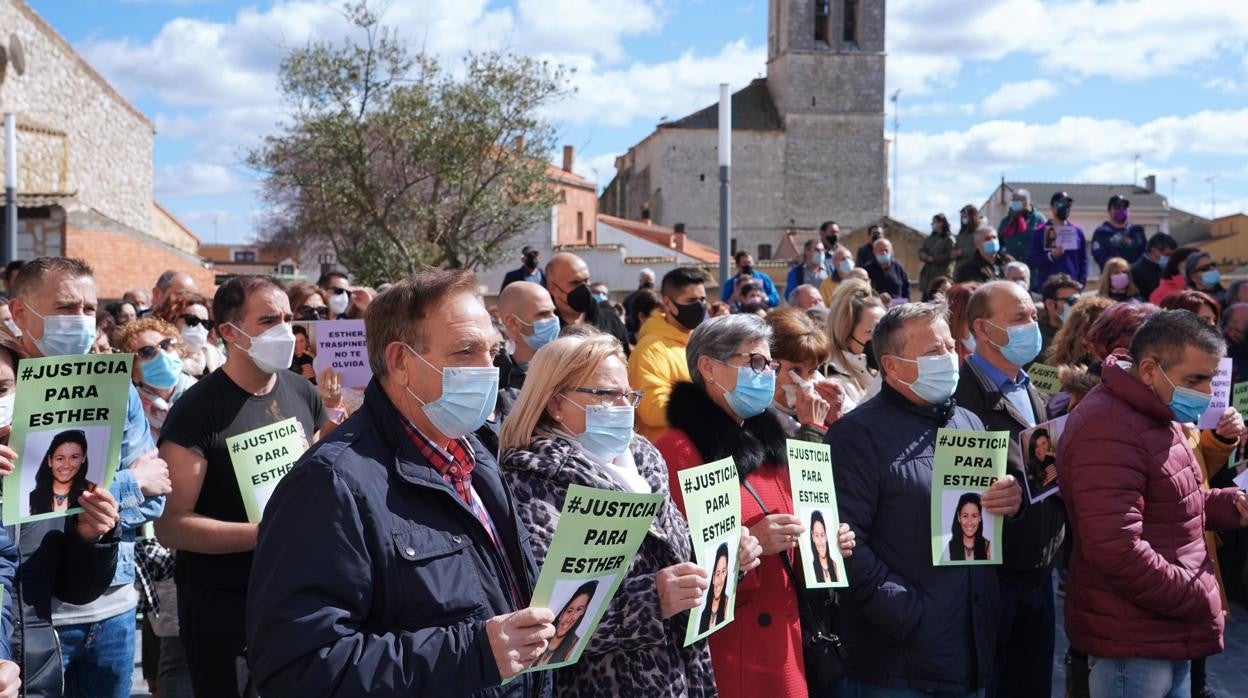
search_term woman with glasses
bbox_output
[115,317,196,436]
[1184,251,1227,309]
[656,314,855,698]
[155,290,223,378]
[499,331,762,696]
[286,282,330,322]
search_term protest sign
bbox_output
[292,320,372,389]
[931,428,1008,566]
[227,417,309,522]
[1027,363,1062,395]
[1235,468,1248,492]
[889,297,909,308]
[515,484,662,676]
[1019,416,1067,504]
[1054,225,1079,251]
[2,354,133,525]
[676,456,742,646]
[1196,357,1233,429]
[1233,382,1248,415]
[787,440,847,589]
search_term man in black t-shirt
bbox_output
[156,275,327,698]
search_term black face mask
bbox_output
[825,235,839,249]
[523,255,539,270]
[741,264,755,275]
[1055,203,1071,221]
[640,280,655,289]
[566,283,595,314]
[670,300,707,330]
[862,339,879,372]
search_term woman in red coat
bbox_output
[656,314,853,698]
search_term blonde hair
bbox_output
[498,334,627,452]
[1096,257,1139,298]
[827,279,882,355]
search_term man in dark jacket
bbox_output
[500,246,545,292]
[1130,232,1177,302]
[954,227,1014,284]
[864,238,911,301]
[545,252,629,353]
[1059,310,1248,694]
[955,281,1064,698]
[247,270,554,697]
[1090,195,1147,268]
[826,302,1022,694]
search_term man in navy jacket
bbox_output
[826,302,1022,695]
[246,270,554,697]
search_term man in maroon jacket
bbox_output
[1059,310,1248,697]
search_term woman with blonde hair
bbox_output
[824,279,884,412]
[1096,257,1141,302]
[499,332,761,696]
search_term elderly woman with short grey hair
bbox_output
[656,314,855,698]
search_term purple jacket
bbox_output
[1028,219,1088,291]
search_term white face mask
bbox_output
[3,319,19,337]
[328,291,350,316]
[229,322,297,374]
[181,323,208,352]
[845,351,869,372]
[0,392,14,427]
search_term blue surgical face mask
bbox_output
[963,334,977,353]
[592,292,609,304]
[712,361,776,420]
[837,259,854,276]
[564,400,634,462]
[140,350,184,390]
[982,239,1000,256]
[811,250,826,266]
[517,314,560,351]
[1158,254,1170,267]
[890,352,959,404]
[1200,269,1221,287]
[1158,367,1212,424]
[404,347,499,438]
[986,320,1042,367]
[875,253,893,265]
[27,308,95,357]
[1059,302,1073,324]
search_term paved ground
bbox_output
[129,581,1248,697]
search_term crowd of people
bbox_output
[0,188,1242,698]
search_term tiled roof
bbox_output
[660,78,782,132]
[597,214,722,264]
[546,164,596,190]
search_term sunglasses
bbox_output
[136,337,178,362]
[296,305,329,320]
[181,314,215,330]
[327,287,349,296]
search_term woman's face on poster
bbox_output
[958,501,981,539]
[1035,434,1050,458]
[712,555,728,597]
[50,442,85,483]
[811,519,828,557]
[556,593,591,639]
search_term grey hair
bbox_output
[872,302,950,372]
[1005,261,1030,278]
[686,313,773,387]
[155,270,178,290]
[1015,188,1031,203]
[974,226,997,243]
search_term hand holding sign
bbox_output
[0,658,19,698]
[486,607,556,680]
[0,444,15,477]
[737,527,762,573]
[982,474,1023,517]
[838,522,856,557]
[751,513,804,556]
[657,562,709,619]
[1214,407,1245,441]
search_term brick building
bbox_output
[599,0,888,263]
[0,0,213,298]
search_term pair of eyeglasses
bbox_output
[1195,263,1217,273]
[136,337,178,361]
[181,314,215,330]
[296,305,329,320]
[565,387,643,408]
[726,352,780,374]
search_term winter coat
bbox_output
[1058,357,1244,660]
[245,380,546,697]
[1091,221,1147,268]
[953,251,1015,284]
[823,382,1000,693]
[656,382,807,698]
[997,207,1047,262]
[955,355,1065,585]
[864,260,911,301]
[918,232,956,294]
[1028,220,1088,291]
[1148,274,1187,305]
[1131,255,1165,302]
[500,433,716,697]
[629,314,693,443]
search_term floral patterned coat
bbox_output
[501,433,718,697]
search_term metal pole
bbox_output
[890,90,900,217]
[4,113,16,266]
[718,83,731,286]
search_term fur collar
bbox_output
[665,381,788,476]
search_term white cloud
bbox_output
[979,80,1057,117]
[154,163,245,198]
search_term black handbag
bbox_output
[742,480,847,696]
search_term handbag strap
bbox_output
[740,479,833,623]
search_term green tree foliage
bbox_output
[248,2,568,285]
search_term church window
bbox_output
[843,0,859,45]
[814,0,831,42]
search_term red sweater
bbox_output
[657,428,806,698]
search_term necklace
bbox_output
[963,544,975,558]
[53,493,68,503]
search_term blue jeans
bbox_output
[58,609,136,698]
[841,679,985,698]
[1088,656,1190,698]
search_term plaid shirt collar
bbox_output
[400,417,475,484]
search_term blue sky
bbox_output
[28,0,1248,244]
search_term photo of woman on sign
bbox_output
[944,492,992,561]
[808,510,838,584]
[535,578,600,667]
[697,542,732,634]
[28,429,95,515]
[1027,427,1058,489]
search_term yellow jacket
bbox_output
[628,313,691,443]
[1183,424,1238,618]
